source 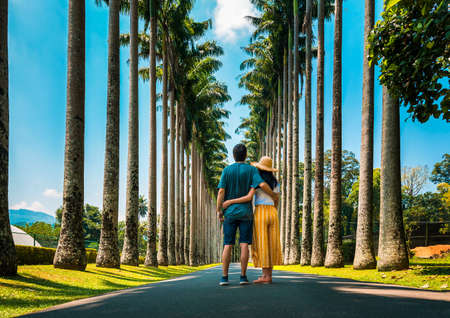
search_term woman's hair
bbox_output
[258,169,278,190]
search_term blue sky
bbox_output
[8,0,449,219]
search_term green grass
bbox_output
[0,263,218,318]
[274,256,450,291]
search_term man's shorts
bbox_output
[223,217,253,245]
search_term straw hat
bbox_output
[251,156,278,172]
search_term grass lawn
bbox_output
[0,263,217,318]
[274,256,450,291]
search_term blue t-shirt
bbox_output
[218,163,264,220]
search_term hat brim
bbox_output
[251,162,278,172]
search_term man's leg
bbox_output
[222,245,232,276]
[222,218,237,279]
[240,243,249,276]
[238,219,253,277]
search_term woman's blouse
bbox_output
[254,184,280,206]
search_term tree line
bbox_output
[237,0,448,271]
[1,0,230,275]
[0,0,448,276]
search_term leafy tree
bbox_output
[324,150,359,197]
[17,222,60,247]
[430,153,450,184]
[403,189,450,240]
[118,221,148,256]
[401,165,429,197]
[56,204,102,245]
[369,0,449,122]
[348,168,381,225]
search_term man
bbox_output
[216,144,277,285]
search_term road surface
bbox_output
[23,264,450,318]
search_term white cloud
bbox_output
[213,0,258,43]
[43,188,62,198]
[11,201,48,213]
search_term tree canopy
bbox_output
[369,0,449,122]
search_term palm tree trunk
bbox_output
[289,0,300,264]
[284,28,293,264]
[157,36,169,266]
[281,50,288,256]
[0,0,17,276]
[300,0,313,266]
[353,0,376,270]
[168,85,176,265]
[277,79,282,181]
[325,0,344,268]
[311,0,325,267]
[179,126,185,264]
[378,87,409,271]
[97,0,121,268]
[121,0,139,266]
[175,101,182,265]
[145,0,158,267]
[200,161,205,264]
[184,146,191,265]
[189,140,198,266]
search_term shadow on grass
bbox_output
[415,266,450,276]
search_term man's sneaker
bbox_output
[220,276,229,286]
[240,275,250,285]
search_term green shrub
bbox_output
[86,248,97,263]
[15,245,56,265]
[15,245,98,265]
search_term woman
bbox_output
[223,156,283,284]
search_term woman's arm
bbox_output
[259,182,279,205]
[223,188,256,210]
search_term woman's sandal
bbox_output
[253,277,272,284]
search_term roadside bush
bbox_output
[15,245,98,265]
[15,245,56,265]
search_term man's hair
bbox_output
[233,144,247,162]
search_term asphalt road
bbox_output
[23,264,450,318]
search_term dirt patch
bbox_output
[412,245,450,259]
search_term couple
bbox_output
[216,144,282,285]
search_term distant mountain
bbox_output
[9,209,55,226]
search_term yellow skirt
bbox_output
[251,205,283,268]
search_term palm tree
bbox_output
[178,122,185,264]
[145,0,159,268]
[138,195,148,218]
[168,81,176,265]
[157,34,169,266]
[353,0,377,270]
[325,0,344,268]
[184,147,191,264]
[0,0,17,276]
[300,0,312,266]
[97,0,121,268]
[378,87,409,271]
[281,50,288,255]
[121,0,140,267]
[53,0,87,271]
[289,0,300,265]
[311,0,325,267]
[189,140,198,265]
[175,99,182,264]
[276,80,282,179]
[284,27,293,264]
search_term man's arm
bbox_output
[259,182,279,206]
[216,188,225,222]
